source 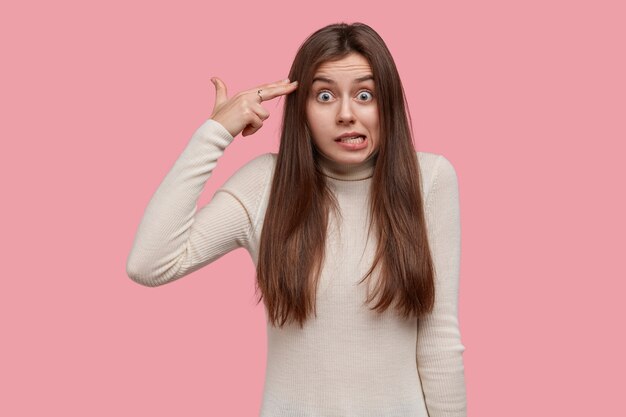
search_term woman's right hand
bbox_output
[209,77,299,138]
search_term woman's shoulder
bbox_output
[218,152,276,195]
[213,152,276,235]
[416,151,457,174]
[416,151,458,203]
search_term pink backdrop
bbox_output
[1,0,624,416]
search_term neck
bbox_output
[316,150,378,181]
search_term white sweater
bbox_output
[126,119,467,417]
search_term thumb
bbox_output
[211,77,228,106]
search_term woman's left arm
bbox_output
[416,155,467,417]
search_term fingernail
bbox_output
[292,80,298,85]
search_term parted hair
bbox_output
[255,22,435,328]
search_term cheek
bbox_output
[306,112,319,132]
[358,105,378,119]
[305,108,317,132]
[306,106,330,131]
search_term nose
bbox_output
[336,97,356,125]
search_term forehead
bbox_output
[313,53,373,78]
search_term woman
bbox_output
[127,22,466,417]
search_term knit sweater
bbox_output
[126,119,467,417]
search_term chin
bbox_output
[336,152,370,164]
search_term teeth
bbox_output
[339,136,365,143]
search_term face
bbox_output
[306,53,380,166]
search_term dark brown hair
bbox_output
[255,22,435,328]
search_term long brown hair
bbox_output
[255,22,435,328]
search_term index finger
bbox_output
[255,80,299,102]
[240,78,290,97]
[256,77,293,90]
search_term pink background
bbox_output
[2,0,624,415]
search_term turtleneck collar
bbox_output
[316,150,378,181]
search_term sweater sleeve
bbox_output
[126,119,255,287]
[416,155,467,417]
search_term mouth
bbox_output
[334,134,368,150]
[335,135,366,144]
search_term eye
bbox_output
[314,89,374,103]
[316,90,333,102]
[357,90,374,101]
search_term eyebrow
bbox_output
[312,75,374,85]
